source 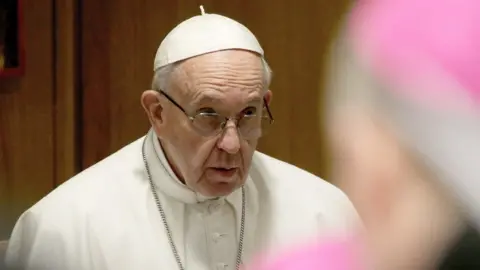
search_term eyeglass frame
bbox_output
[156,90,274,138]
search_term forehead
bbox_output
[330,107,395,149]
[174,50,265,104]
[330,107,373,137]
[182,49,264,78]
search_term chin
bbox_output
[201,180,243,197]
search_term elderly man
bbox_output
[5,8,357,270]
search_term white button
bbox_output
[208,202,221,212]
[212,232,226,242]
[216,263,228,270]
[208,198,225,212]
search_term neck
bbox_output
[412,192,465,269]
[158,138,186,185]
[370,176,465,270]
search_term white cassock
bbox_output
[5,130,358,270]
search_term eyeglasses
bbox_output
[158,90,274,139]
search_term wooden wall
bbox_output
[0,0,77,239]
[0,0,349,240]
[0,0,56,239]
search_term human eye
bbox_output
[195,108,221,126]
[242,107,257,117]
[197,107,217,115]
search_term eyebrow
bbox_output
[190,95,215,107]
[243,97,263,106]
[191,95,263,108]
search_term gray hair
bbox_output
[151,56,273,92]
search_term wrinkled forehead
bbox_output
[176,50,265,91]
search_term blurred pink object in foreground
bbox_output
[249,0,480,269]
[349,0,480,110]
[248,237,363,270]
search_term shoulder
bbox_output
[6,137,148,268]
[21,136,146,228]
[251,151,350,203]
[250,151,360,231]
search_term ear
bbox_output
[264,89,273,105]
[141,90,164,126]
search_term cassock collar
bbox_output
[143,129,245,205]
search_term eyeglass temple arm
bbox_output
[263,98,274,123]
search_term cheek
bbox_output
[339,157,377,208]
[176,136,216,169]
[334,142,388,223]
[333,138,372,188]
[241,139,257,166]
[349,155,401,228]
[163,121,215,178]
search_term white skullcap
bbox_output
[153,6,264,71]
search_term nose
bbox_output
[217,122,241,154]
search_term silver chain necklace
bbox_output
[142,137,246,270]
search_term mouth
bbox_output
[208,167,239,178]
[213,166,237,170]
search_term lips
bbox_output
[213,167,237,171]
[207,167,239,179]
